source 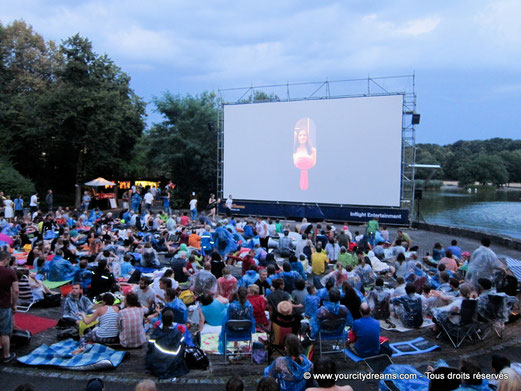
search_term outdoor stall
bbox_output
[84,177,118,210]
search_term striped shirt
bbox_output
[18,275,34,303]
[96,306,120,338]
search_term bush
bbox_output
[0,160,36,197]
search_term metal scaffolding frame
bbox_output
[217,75,417,220]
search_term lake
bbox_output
[418,187,521,240]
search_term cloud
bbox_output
[397,17,441,36]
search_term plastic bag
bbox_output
[378,364,429,391]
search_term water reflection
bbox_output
[419,189,521,239]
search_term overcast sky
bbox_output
[2,0,520,144]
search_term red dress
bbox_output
[248,295,269,329]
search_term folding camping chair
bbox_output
[267,312,301,362]
[16,275,39,312]
[478,294,513,339]
[223,319,253,363]
[317,318,347,360]
[436,299,479,348]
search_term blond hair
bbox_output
[248,284,259,295]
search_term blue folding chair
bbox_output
[223,319,253,363]
[318,318,347,361]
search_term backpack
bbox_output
[184,346,209,370]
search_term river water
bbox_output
[418,187,521,240]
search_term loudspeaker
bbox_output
[414,189,423,200]
[412,114,421,125]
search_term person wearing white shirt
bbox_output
[255,217,269,249]
[267,220,277,237]
[30,193,38,213]
[189,197,198,221]
[225,195,233,217]
[144,191,154,211]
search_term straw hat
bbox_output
[277,300,293,316]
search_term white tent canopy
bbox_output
[84,177,116,187]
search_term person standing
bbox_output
[208,193,217,221]
[82,191,91,212]
[45,189,54,212]
[366,216,379,246]
[225,194,233,217]
[256,216,269,250]
[3,196,14,223]
[29,192,38,214]
[144,190,154,212]
[13,195,24,219]
[0,250,19,362]
[122,190,130,210]
[189,196,198,221]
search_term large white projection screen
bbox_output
[223,95,403,207]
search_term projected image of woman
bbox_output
[293,117,316,190]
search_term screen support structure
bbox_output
[217,75,417,223]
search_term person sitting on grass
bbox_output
[119,292,147,348]
[73,292,120,354]
[347,303,380,358]
[367,278,395,328]
[145,309,189,378]
[264,333,313,391]
[390,283,423,328]
[60,283,93,327]
[248,284,269,331]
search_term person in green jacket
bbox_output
[366,217,380,246]
[337,246,358,269]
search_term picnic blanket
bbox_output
[18,339,127,370]
[390,337,440,357]
[43,280,72,290]
[134,266,159,274]
[14,313,57,335]
[379,317,433,332]
[344,337,439,362]
[201,332,266,354]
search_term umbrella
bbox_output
[84,177,116,187]
[0,233,14,246]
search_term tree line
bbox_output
[416,139,521,187]
[0,20,218,207]
[2,20,519,208]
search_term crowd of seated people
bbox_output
[0,197,519,388]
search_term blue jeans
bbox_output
[191,208,197,221]
[0,308,13,335]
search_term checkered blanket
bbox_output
[17,339,127,370]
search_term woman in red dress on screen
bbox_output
[293,117,317,190]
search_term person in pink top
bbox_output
[217,266,237,301]
[439,249,458,272]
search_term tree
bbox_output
[145,91,218,207]
[239,90,280,103]
[0,159,35,197]
[499,150,521,184]
[457,155,509,187]
[46,34,145,205]
[0,20,62,181]
[0,22,145,205]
